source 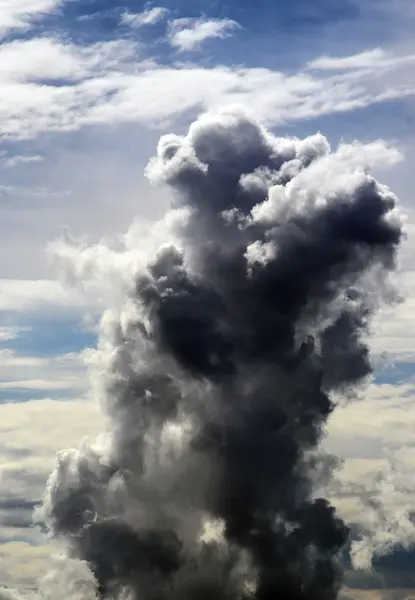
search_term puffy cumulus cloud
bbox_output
[167,17,240,52]
[26,107,404,600]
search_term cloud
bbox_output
[0,4,414,595]
[0,0,62,38]
[167,16,240,52]
[121,6,168,28]
[362,219,415,361]
[0,279,89,312]
[0,36,137,83]
[0,396,103,587]
[308,48,415,71]
[0,397,102,502]
[0,183,70,198]
[0,349,88,396]
[0,153,43,169]
[0,540,52,588]
[0,33,414,140]
[0,396,102,481]
[36,106,404,600]
[322,378,415,570]
[0,326,30,341]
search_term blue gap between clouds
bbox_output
[373,362,415,386]
[0,315,96,403]
[60,0,359,36]
[0,315,96,357]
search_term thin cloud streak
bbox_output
[167,16,240,52]
[121,6,169,28]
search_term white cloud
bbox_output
[0,279,89,312]
[0,326,30,341]
[327,382,415,453]
[167,17,240,52]
[121,6,168,28]
[0,349,88,394]
[324,379,415,569]
[0,0,62,38]
[0,153,43,169]
[308,47,415,71]
[0,396,104,587]
[363,219,415,361]
[0,183,69,198]
[0,37,137,82]
[0,36,414,140]
[0,397,102,473]
[0,541,52,588]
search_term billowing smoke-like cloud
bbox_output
[38,107,402,600]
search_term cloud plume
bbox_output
[38,107,403,600]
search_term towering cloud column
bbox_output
[42,108,403,600]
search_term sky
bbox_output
[1,0,415,594]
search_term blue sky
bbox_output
[1,0,415,593]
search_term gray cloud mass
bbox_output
[12,107,403,600]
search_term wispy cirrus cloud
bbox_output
[167,16,240,52]
[0,2,414,140]
[308,47,415,70]
[0,35,414,140]
[0,152,43,169]
[0,326,30,342]
[120,6,169,28]
[0,36,137,82]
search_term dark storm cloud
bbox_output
[40,107,403,600]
